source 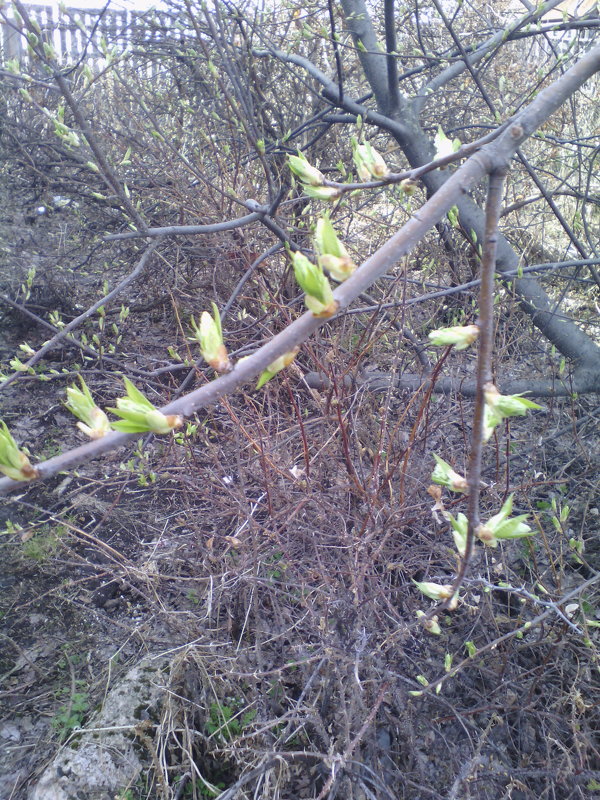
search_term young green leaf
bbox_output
[107,378,183,434]
[65,377,111,439]
[0,421,38,481]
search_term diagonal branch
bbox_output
[1,48,598,496]
[415,0,566,115]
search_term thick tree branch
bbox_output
[302,370,599,398]
[415,0,566,114]
[253,48,412,140]
[1,49,598,496]
[339,0,393,113]
[383,0,400,115]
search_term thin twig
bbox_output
[0,240,162,392]
[452,167,507,594]
[315,681,389,800]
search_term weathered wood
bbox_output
[0,4,132,68]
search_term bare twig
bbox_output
[452,167,507,594]
[315,681,389,800]
[0,240,163,392]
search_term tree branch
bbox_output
[1,47,598,495]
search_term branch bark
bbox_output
[1,48,598,495]
[335,0,600,374]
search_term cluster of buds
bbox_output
[190,302,232,373]
[64,376,182,437]
[443,495,534,555]
[428,324,479,351]
[65,376,111,439]
[256,347,300,389]
[106,378,183,434]
[0,421,38,482]
[292,252,339,318]
[483,382,541,442]
[314,217,356,283]
[287,152,341,201]
[475,494,534,548]
[351,138,390,181]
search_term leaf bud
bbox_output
[0,421,38,481]
[190,302,231,373]
[256,347,300,389]
[352,138,390,180]
[65,376,111,439]
[303,185,342,201]
[107,378,183,434]
[292,252,338,317]
[428,324,479,351]
[288,152,325,186]
[314,217,356,282]
[431,454,468,493]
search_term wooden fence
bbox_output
[1,2,596,70]
[0,4,177,70]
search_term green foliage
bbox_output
[51,691,89,740]
[205,701,256,742]
[21,525,65,562]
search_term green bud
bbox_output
[256,347,300,389]
[476,494,535,547]
[352,138,390,180]
[288,152,325,186]
[447,205,459,228]
[431,453,468,493]
[42,42,56,59]
[428,324,479,350]
[434,125,461,162]
[292,252,338,317]
[314,217,356,282]
[65,376,111,439]
[0,421,38,481]
[416,610,441,635]
[107,378,183,434]
[448,512,468,557]
[190,302,231,373]
[483,383,542,442]
[9,357,32,373]
[413,580,454,601]
[303,185,342,201]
